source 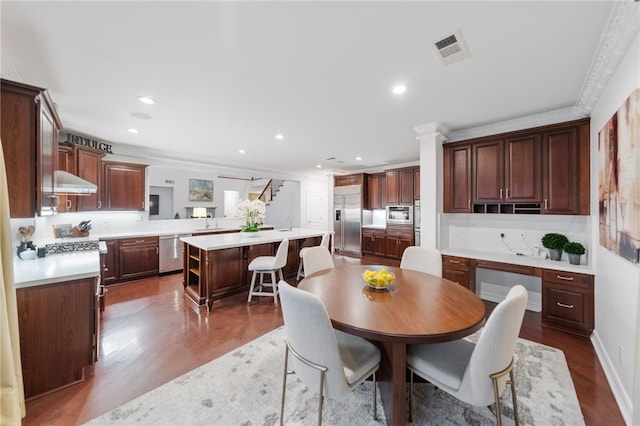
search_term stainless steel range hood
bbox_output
[54,170,97,194]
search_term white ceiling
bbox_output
[1,1,614,179]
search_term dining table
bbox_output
[298,264,486,426]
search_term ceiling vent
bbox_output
[434,30,470,66]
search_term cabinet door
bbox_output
[76,148,104,211]
[442,267,470,289]
[56,144,76,213]
[362,232,374,254]
[473,139,504,203]
[118,239,159,280]
[414,168,420,200]
[366,175,379,210]
[101,240,118,284]
[373,233,386,257]
[103,162,146,210]
[399,169,414,204]
[443,144,472,213]
[39,102,56,215]
[542,128,579,214]
[504,134,541,202]
[385,171,399,205]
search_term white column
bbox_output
[414,122,448,249]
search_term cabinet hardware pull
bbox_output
[544,199,548,210]
[142,201,145,209]
[136,240,145,243]
[103,267,108,271]
[66,199,72,209]
[500,188,503,199]
[449,260,461,264]
[98,200,102,209]
[156,247,159,255]
[506,188,510,199]
[556,275,574,281]
[468,199,470,209]
[556,302,574,309]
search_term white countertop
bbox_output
[181,228,328,250]
[13,250,101,289]
[441,247,594,275]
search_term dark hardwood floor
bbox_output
[21,254,623,425]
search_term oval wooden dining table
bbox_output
[298,264,486,426]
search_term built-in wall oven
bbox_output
[386,205,413,225]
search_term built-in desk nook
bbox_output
[181,229,327,310]
[440,248,594,336]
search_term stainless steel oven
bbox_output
[386,205,413,225]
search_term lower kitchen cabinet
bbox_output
[101,237,159,284]
[101,239,118,284]
[385,225,413,259]
[16,277,98,400]
[441,255,475,292]
[362,228,386,256]
[541,269,594,336]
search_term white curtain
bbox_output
[0,141,25,424]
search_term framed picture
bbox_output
[189,179,214,202]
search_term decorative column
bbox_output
[413,122,448,249]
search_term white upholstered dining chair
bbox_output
[278,280,380,425]
[247,238,289,306]
[297,232,331,280]
[300,246,335,277]
[407,285,528,425]
[400,246,442,277]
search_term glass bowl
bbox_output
[362,268,395,289]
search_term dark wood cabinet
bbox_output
[76,147,105,211]
[385,224,413,259]
[1,79,61,217]
[366,173,386,210]
[444,118,589,215]
[362,228,386,256]
[17,278,97,400]
[441,255,475,291]
[118,237,159,281]
[386,168,414,205]
[443,144,472,213]
[334,173,365,187]
[103,161,147,211]
[542,269,594,336]
[101,239,118,285]
[414,168,420,200]
[56,143,76,213]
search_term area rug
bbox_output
[85,327,584,426]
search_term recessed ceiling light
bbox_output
[275,134,284,140]
[137,96,155,105]
[355,156,362,161]
[238,149,246,154]
[316,164,322,168]
[127,128,139,134]
[392,85,407,95]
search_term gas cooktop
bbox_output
[45,240,100,254]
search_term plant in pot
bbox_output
[541,233,569,261]
[563,242,586,265]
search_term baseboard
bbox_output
[591,330,633,424]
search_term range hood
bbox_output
[54,170,97,194]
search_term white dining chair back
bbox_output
[278,280,380,425]
[297,232,332,280]
[400,246,442,277]
[407,285,528,425]
[247,238,289,306]
[301,246,335,277]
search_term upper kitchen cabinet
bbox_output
[414,168,420,200]
[102,161,147,210]
[75,147,105,211]
[444,118,590,215]
[366,173,386,210]
[443,144,472,213]
[334,173,365,187]
[386,167,415,205]
[56,142,76,213]
[1,79,61,217]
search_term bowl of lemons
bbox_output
[362,268,395,290]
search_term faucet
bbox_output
[205,213,212,229]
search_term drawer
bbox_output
[442,255,470,268]
[543,269,592,287]
[119,236,159,247]
[476,259,538,277]
[542,283,594,335]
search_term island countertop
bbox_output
[180,228,330,251]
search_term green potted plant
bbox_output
[563,241,585,265]
[541,233,569,261]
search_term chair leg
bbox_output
[280,345,289,426]
[509,369,519,426]
[409,370,414,423]
[271,271,278,306]
[247,271,257,304]
[492,375,503,426]
[372,371,378,421]
[297,260,304,280]
[317,370,326,426]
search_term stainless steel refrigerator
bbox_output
[334,185,362,255]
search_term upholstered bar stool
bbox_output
[247,238,289,306]
[297,232,331,280]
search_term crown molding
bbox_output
[576,1,640,113]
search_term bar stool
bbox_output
[247,238,289,306]
[297,232,331,280]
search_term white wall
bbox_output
[589,30,640,424]
[263,180,300,230]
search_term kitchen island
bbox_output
[180,228,328,309]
